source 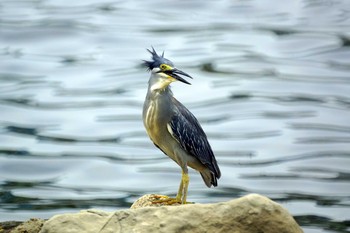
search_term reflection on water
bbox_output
[1,0,350,232]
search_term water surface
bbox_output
[1,1,350,232]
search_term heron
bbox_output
[142,47,221,204]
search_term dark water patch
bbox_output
[335,97,350,109]
[294,215,350,233]
[220,151,350,167]
[242,174,307,180]
[261,110,315,119]
[281,193,345,206]
[6,126,38,136]
[60,55,92,65]
[209,130,281,140]
[340,35,350,47]
[206,57,350,83]
[291,167,350,181]
[0,48,24,59]
[2,123,122,144]
[216,187,249,197]
[0,98,140,109]
[59,152,165,164]
[1,181,53,189]
[216,150,256,158]
[0,191,39,209]
[227,92,347,114]
[0,150,165,164]
[146,26,201,34]
[201,63,221,73]
[0,98,33,107]
[264,27,296,36]
[201,62,278,77]
[295,137,350,144]
[60,56,79,64]
[281,72,350,84]
[260,94,350,110]
[0,149,30,156]
[37,134,121,144]
[241,169,350,182]
[328,60,350,70]
[97,4,118,12]
[0,190,130,210]
[229,92,252,100]
[0,73,44,82]
[289,123,350,133]
[56,87,127,96]
[270,94,326,104]
[190,110,315,125]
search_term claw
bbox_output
[151,195,181,205]
[149,171,193,205]
[151,195,193,205]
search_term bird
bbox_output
[142,47,221,204]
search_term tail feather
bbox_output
[200,169,219,187]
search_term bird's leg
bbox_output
[180,170,190,204]
[151,169,192,205]
[175,171,184,202]
[150,170,184,205]
[175,168,193,204]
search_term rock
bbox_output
[0,219,45,233]
[0,221,23,233]
[11,218,45,233]
[39,194,303,233]
[39,209,110,233]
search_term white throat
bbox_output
[149,68,173,92]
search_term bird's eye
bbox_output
[160,64,168,70]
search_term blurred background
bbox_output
[1,0,350,232]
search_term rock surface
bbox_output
[39,194,303,233]
[0,221,23,233]
[0,219,45,233]
[11,218,45,233]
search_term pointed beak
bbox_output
[165,68,193,85]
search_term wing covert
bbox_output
[167,100,221,179]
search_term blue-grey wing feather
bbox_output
[168,98,221,181]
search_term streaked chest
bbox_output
[143,93,171,141]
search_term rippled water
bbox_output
[1,0,350,232]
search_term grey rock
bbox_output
[0,218,45,233]
[39,194,303,233]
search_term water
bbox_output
[1,0,350,232]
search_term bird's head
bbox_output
[143,47,193,91]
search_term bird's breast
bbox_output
[144,101,161,141]
[143,94,172,144]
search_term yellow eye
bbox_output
[160,64,169,70]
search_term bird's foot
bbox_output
[151,195,193,205]
[151,195,181,205]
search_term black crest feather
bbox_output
[143,47,174,71]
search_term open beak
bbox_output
[164,68,193,85]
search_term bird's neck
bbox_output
[148,84,173,97]
[148,77,173,94]
[149,79,172,92]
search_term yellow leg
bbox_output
[176,171,190,204]
[175,173,184,201]
[152,170,192,205]
[181,172,189,204]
